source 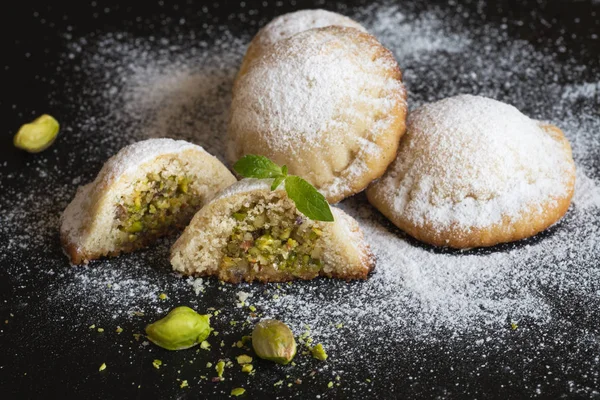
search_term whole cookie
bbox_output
[236,9,366,82]
[367,94,576,248]
[229,26,407,203]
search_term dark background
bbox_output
[1,0,599,399]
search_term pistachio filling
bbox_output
[220,201,324,281]
[116,172,201,244]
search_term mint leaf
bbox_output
[271,175,286,190]
[284,176,334,222]
[233,155,283,179]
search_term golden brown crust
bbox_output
[367,124,576,249]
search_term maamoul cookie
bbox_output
[228,26,407,203]
[171,179,374,283]
[61,139,236,264]
[367,94,576,248]
[236,9,366,81]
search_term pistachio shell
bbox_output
[145,306,211,351]
[252,319,296,365]
[13,114,60,153]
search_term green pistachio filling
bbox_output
[116,172,201,244]
[220,202,324,280]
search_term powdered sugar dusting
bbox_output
[252,8,367,49]
[371,94,575,230]
[1,1,599,396]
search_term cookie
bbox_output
[236,9,366,82]
[171,179,375,283]
[60,139,236,264]
[367,94,576,248]
[228,26,407,203]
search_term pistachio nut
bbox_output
[311,343,328,361]
[251,319,297,365]
[145,306,211,350]
[13,114,60,153]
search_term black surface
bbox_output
[1,0,600,399]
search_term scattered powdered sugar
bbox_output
[1,1,599,395]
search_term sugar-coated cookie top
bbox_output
[253,9,366,49]
[374,94,575,229]
[98,138,200,186]
[60,138,204,244]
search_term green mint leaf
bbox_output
[284,176,334,222]
[281,165,288,177]
[233,155,283,179]
[271,176,286,190]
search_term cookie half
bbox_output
[171,179,375,283]
[60,139,236,264]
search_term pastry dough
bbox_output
[60,139,236,264]
[367,95,576,248]
[229,26,407,203]
[236,9,366,82]
[171,179,374,283]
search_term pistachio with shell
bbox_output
[251,319,297,365]
[145,306,211,350]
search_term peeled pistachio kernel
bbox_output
[251,319,297,365]
[13,114,60,153]
[311,343,328,361]
[145,306,211,350]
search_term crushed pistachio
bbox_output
[231,388,246,396]
[274,380,284,387]
[97,328,104,333]
[200,341,211,350]
[511,322,518,330]
[99,363,107,372]
[152,359,162,369]
[241,364,253,373]
[206,362,213,368]
[235,341,244,348]
[89,324,96,329]
[248,305,257,312]
[216,361,225,378]
[132,311,145,317]
[133,333,142,341]
[158,293,168,300]
[180,380,188,388]
[335,323,343,329]
[327,381,334,389]
[116,326,123,333]
[311,343,328,361]
[236,355,252,364]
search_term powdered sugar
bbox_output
[1,1,599,396]
[250,9,366,49]
[371,94,575,230]
[229,26,406,201]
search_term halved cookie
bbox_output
[60,138,236,264]
[171,179,374,283]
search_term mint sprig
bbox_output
[233,155,334,222]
